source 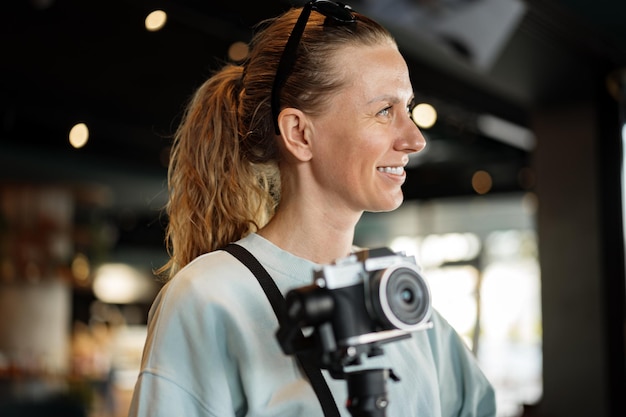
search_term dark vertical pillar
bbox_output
[531,84,625,417]
[597,75,626,417]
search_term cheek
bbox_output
[339,146,383,192]
[334,136,377,169]
[312,117,382,179]
[313,141,368,190]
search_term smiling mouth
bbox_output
[377,166,405,175]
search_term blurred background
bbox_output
[1,0,625,416]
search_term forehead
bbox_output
[330,42,412,101]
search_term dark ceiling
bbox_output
[2,0,626,228]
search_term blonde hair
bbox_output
[159,6,394,279]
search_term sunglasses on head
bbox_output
[271,0,356,135]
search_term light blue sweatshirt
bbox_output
[129,233,496,417]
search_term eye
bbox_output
[377,106,392,117]
[406,99,416,115]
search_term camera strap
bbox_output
[222,243,340,417]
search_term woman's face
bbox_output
[307,41,426,214]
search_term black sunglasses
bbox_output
[271,0,356,135]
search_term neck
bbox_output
[258,200,361,265]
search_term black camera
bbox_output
[277,247,432,369]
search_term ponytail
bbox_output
[158,65,277,279]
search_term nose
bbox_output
[395,113,426,154]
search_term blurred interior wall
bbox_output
[0,281,71,375]
[0,185,74,379]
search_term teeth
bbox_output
[377,167,404,175]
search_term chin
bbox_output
[369,195,404,213]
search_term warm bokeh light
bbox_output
[145,10,167,32]
[71,253,91,284]
[472,170,493,195]
[522,192,538,216]
[412,102,437,129]
[69,122,89,148]
[228,41,249,62]
[93,263,156,304]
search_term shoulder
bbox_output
[142,247,274,359]
[424,309,488,377]
[147,249,265,326]
[165,249,255,300]
[425,309,466,349]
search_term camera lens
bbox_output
[401,289,414,303]
[370,264,431,330]
[386,269,428,324]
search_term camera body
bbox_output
[278,247,432,363]
[314,247,432,348]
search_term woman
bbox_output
[129,1,496,416]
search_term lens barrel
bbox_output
[370,263,431,330]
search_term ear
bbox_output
[277,107,313,162]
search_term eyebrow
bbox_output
[367,94,415,105]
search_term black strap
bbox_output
[222,243,340,417]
